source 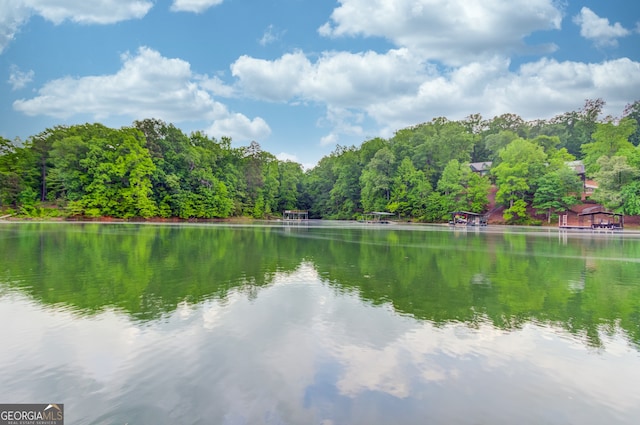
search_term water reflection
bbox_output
[1,223,639,347]
[1,223,640,424]
[2,264,640,424]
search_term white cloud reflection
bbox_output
[1,263,639,423]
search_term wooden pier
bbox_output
[361,212,395,224]
[282,210,309,221]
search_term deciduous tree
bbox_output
[593,155,638,213]
[581,117,636,174]
[360,147,395,212]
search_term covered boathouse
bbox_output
[282,210,309,220]
[449,211,488,227]
[559,207,623,231]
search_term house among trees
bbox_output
[566,160,599,199]
[584,179,598,197]
[566,160,586,185]
[469,162,492,176]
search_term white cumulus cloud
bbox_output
[229,45,640,142]
[197,75,236,98]
[206,108,271,142]
[259,24,284,46]
[8,65,34,90]
[0,3,30,54]
[369,57,640,131]
[170,0,224,13]
[232,48,426,106]
[320,133,339,147]
[573,7,631,48]
[317,106,365,139]
[275,152,298,162]
[0,0,153,53]
[319,0,563,65]
[24,0,153,25]
[14,47,213,120]
[13,47,271,143]
[231,51,313,102]
[226,0,638,147]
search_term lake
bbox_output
[1,222,639,424]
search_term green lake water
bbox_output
[1,222,639,424]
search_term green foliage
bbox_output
[483,130,519,162]
[550,99,605,156]
[360,147,395,212]
[18,186,38,207]
[581,118,636,174]
[0,138,24,206]
[48,124,158,218]
[235,141,286,218]
[253,193,265,218]
[486,113,529,137]
[620,181,640,215]
[17,205,65,218]
[593,155,639,213]
[359,138,387,165]
[531,134,561,153]
[329,147,362,218]
[389,157,432,218]
[496,173,529,207]
[503,199,529,224]
[4,98,639,222]
[132,119,237,219]
[277,161,304,212]
[493,138,547,210]
[423,192,449,222]
[405,118,477,185]
[433,159,489,214]
[623,100,640,146]
[466,172,491,213]
[437,159,467,196]
[547,147,576,170]
[302,155,337,218]
[436,159,480,213]
[533,166,582,222]
[620,180,640,215]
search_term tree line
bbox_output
[1,99,639,222]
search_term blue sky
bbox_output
[1,0,639,168]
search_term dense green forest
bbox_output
[1,99,639,222]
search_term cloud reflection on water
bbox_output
[1,261,639,424]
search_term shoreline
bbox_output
[2,215,639,231]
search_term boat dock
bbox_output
[361,212,395,224]
[449,211,487,227]
[282,210,309,221]
[559,208,624,231]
